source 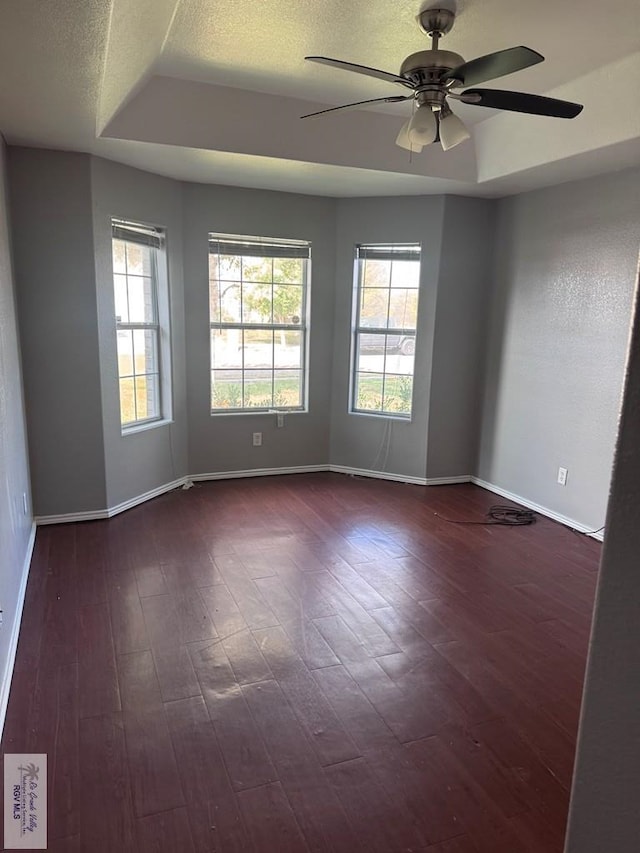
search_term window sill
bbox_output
[121,418,173,436]
[211,408,308,417]
[349,410,412,423]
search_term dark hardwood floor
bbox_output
[1,473,601,852]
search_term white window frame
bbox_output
[350,242,421,420]
[112,218,172,433]
[209,233,311,414]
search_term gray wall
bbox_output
[182,182,336,475]
[477,167,640,529]
[330,195,445,480]
[7,148,637,529]
[0,136,32,723]
[330,195,495,482]
[426,195,496,479]
[9,149,107,516]
[91,157,188,507]
[565,260,640,852]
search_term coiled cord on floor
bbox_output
[435,504,536,526]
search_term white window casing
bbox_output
[209,233,311,414]
[350,243,421,419]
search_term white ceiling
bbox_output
[0,0,639,197]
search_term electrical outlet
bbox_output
[277,413,284,428]
[557,466,568,486]
[252,432,262,446]
[22,493,28,515]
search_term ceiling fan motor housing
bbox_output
[400,49,465,107]
[406,5,464,106]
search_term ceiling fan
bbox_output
[301,4,583,152]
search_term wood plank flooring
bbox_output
[1,474,601,852]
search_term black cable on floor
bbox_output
[434,504,536,526]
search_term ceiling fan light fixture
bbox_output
[439,109,470,150]
[407,104,438,145]
[396,119,424,153]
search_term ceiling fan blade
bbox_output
[461,88,583,118]
[396,119,424,153]
[301,95,412,119]
[443,46,544,87]
[305,56,414,89]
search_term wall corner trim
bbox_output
[0,522,37,739]
[471,476,605,541]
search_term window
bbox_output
[351,243,421,418]
[112,219,170,429]
[209,233,310,412]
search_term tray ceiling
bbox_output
[0,0,638,196]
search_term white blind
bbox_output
[357,243,420,262]
[112,219,162,249]
[209,233,311,259]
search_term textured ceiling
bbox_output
[0,0,639,196]
[158,0,639,107]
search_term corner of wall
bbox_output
[426,194,498,480]
[9,147,107,516]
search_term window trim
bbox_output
[112,217,172,433]
[208,233,311,415]
[349,242,421,421]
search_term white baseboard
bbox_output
[471,476,605,541]
[329,464,428,486]
[35,508,110,525]
[35,467,481,525]
[36,469,329,524]
[39,468,601,543]
[35,477,188,525]
[107,477,189,517]
[192,464,330,482]
[0,522,36,739]
[329,465,472,486]
[425,475,473,486]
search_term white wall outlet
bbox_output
[557,466,568,486]
[252,432,262,446]
[22,493,28,515]
[277,413,284,428]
